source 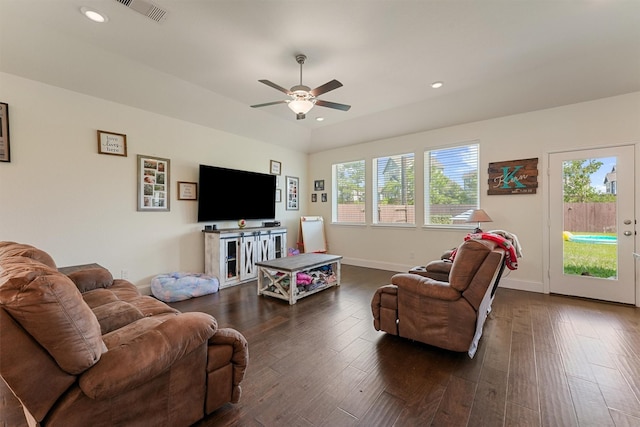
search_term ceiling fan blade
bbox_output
[259,80,292,95]
[310,79,343,97]
[315,99,351,111]
[251,100,288,108]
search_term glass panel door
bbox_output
[549,146,635,304]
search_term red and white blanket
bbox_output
[451,232,519,270]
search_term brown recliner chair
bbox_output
[371,238,506,357]
[0,242,248,427]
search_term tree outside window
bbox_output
[424,143,479,225]
[373,153,414,224]
[333,160,366,223]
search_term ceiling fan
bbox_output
[251,54,351,120]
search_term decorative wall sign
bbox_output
[97,130,127,156]
[270,160,281,175]
[137,155,170,211]
[177,181,197,200]
[286,176,299,210]
[0,102,10,162]
[488,157,538,195]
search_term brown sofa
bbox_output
[0,241,248,427]
[371,238,506,358]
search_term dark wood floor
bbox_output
[3,265,640,426]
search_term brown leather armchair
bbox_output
[371,238,506,357]
[0,242,248,427]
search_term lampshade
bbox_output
[467,209,492,224]
[467,209,492,233]
[287,99,314,115]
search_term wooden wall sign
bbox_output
[487,158,538,195]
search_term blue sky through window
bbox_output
[588,157,616,192]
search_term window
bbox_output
[373,153,415,224]
[332,160,366,223]
[424,143,479,225]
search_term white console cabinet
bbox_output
[204,227,286,288]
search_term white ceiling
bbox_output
[1,0,639,153]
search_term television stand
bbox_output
[203,227,287,288]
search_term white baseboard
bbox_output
[497,277,543,293]
[342,257,408,273]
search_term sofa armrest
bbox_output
[66,267,114,293]
[208,328,248,385]
[79,312,217,399]
[391,273,461,301]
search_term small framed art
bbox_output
[97,130,127,157]
[286,176,299,210]
[0,102,10,162]
[137,155,170,211]
[270,160,281,175]
[177,181,197,200]
[314,180,324,191]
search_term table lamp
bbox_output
[467,209,492,233]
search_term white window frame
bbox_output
[372,152,415,226]
[424,142,480,228]
[332,160,366,224]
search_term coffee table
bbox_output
[256,253,342,304]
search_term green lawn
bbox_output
[563,233,617,278]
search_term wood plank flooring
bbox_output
[2,265,640,426]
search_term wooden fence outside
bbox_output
[564,202,616,233]
[336,204,475,224]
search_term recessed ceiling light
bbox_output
[316,117,325,122]
[431,81,444,89]
[80,7,108,23]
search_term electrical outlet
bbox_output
[121,269,129,280]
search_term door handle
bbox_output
[623,231,632,236]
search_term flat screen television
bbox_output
[197,164,276,222]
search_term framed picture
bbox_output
[270,160,281,175]
[137,155,170,211]
[97,130,127,157]
[321,193,327,202]
[314,180,324,191]
[0,102,10,162]
[275,188,282,203]
[177,181,197,200]
[311,193,317,202]
[286,176,299,210]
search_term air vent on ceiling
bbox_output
[114,0,168,23]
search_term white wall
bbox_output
[307,92,640,293]
[0,72,308,290]
[3,71,638,295]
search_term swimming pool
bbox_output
[566,233,617,244]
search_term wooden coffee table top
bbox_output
[255,253,342,272]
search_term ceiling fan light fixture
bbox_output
[287,99,315,115]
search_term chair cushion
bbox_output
[448,240,491,292]
[66,267,114,293]
[0,241,57,269]
[0,258,105,375]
